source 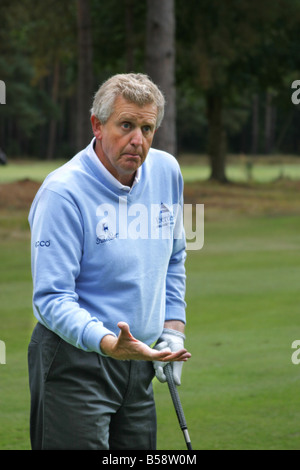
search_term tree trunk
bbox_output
[264,90,276,154]
[206,93,228,182]
[47,60,60,160]
[264,91,272,154]
[251,93,259,155]
[125,0,135,72]
[76,0,93,151]
[145,0,176,156]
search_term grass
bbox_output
[179,154,300,183]
[1,154,300,184]
[0,158,300,450]
[0,160,67,184]
[180,162,300,183]
[0,233,33,450]
[155,215,300,450]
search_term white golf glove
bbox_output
[153,328,186,386]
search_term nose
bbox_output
[130,127,143,146]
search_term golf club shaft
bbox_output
[165,363,193,450]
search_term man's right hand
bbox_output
[100,322,191,362]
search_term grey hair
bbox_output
[90,73,165,129]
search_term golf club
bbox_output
[165,362,193,450]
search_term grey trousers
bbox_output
[28,322,157,450]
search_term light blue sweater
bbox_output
[28,139,186,355]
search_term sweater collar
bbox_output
[87,138,141,192]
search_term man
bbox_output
[28,73,190,450]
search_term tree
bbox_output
[177,0,300,181]
[0,0,77,158]
[2,0,300,162]
[145,0,176,155]
[77,0,94,151]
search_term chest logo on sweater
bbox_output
[95,200,179,242]
[96,220,119,244]
[156,203,175,228]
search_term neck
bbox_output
[94,139,135,187]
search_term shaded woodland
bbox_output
[1,0,300,181]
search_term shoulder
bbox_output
[146,147,182,174]
[143,148,184,200]
[39,151,88,198]
[29,150,91,221]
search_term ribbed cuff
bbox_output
[82,320,117,356]
[165,306,186,324]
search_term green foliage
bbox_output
[91,0,146,78]
[1,0,300,157]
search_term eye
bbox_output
[121,122,131,130]
[142,125,153,134]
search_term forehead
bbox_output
[111,95,158,124]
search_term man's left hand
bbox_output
[153,328,188,385]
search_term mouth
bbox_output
[121,153,142,163]
[122,153,141,158]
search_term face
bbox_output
[91,95,158,186]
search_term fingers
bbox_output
[154,348,191,362]
[171,348,191,361]
[117,321,131,335]
[117,321,139,342]
[115,323,192,363]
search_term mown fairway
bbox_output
[156,214,300,450]
[0,160,300,450]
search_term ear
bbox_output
[91,115,103,140]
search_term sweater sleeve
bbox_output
[28,188,116,354]
[164,170,187,324]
